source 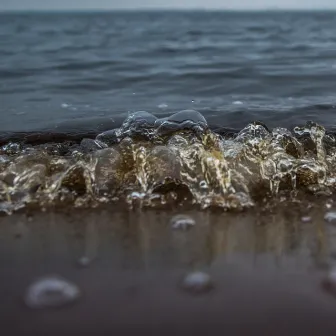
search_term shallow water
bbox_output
[1,205,333,270]
[2,207,336,334]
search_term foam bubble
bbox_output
[171,214,195,230]
[24,275,81,309]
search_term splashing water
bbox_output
[1,110,336,214]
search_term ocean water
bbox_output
[1,11,336,213]
[1,11,336,133]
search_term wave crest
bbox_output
[0,110,335,214]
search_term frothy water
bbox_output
[1,110,336,214]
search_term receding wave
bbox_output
[1,109,336,215]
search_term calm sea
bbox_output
[1,10,336,135]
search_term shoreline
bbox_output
[1,206,336,334]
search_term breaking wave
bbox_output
[1,110,335,214]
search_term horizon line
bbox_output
[1,7,336,12]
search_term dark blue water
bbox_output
[1,10,336,134]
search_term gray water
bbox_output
[1,10,336,134]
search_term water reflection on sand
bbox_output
[0,203,334,272]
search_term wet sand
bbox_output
[1,205,336,335]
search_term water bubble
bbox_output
[181,271,214,294]
[24,275,81,309]
[96,129,121,146]
[301,216,311,223]
[160,110,207,126]
[121,111,157,132]
[171,214,195,230]
[324,211,336,223]
[155,110,208,136]
[199,180,208,190]
[235,121,271,142]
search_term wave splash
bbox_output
[0,110,335,214]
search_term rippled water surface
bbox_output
[1,11,336,133]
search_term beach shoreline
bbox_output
[1,206,336,334]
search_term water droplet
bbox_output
[181,271,214,294]
[324,212,336,222]
[301,216,311,223]
[24,275,81,309]
[171,214,195,230]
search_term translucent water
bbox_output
[1,111,336,214]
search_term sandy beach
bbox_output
[1,204,336,335]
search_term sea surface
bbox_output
[1,10,336,133]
